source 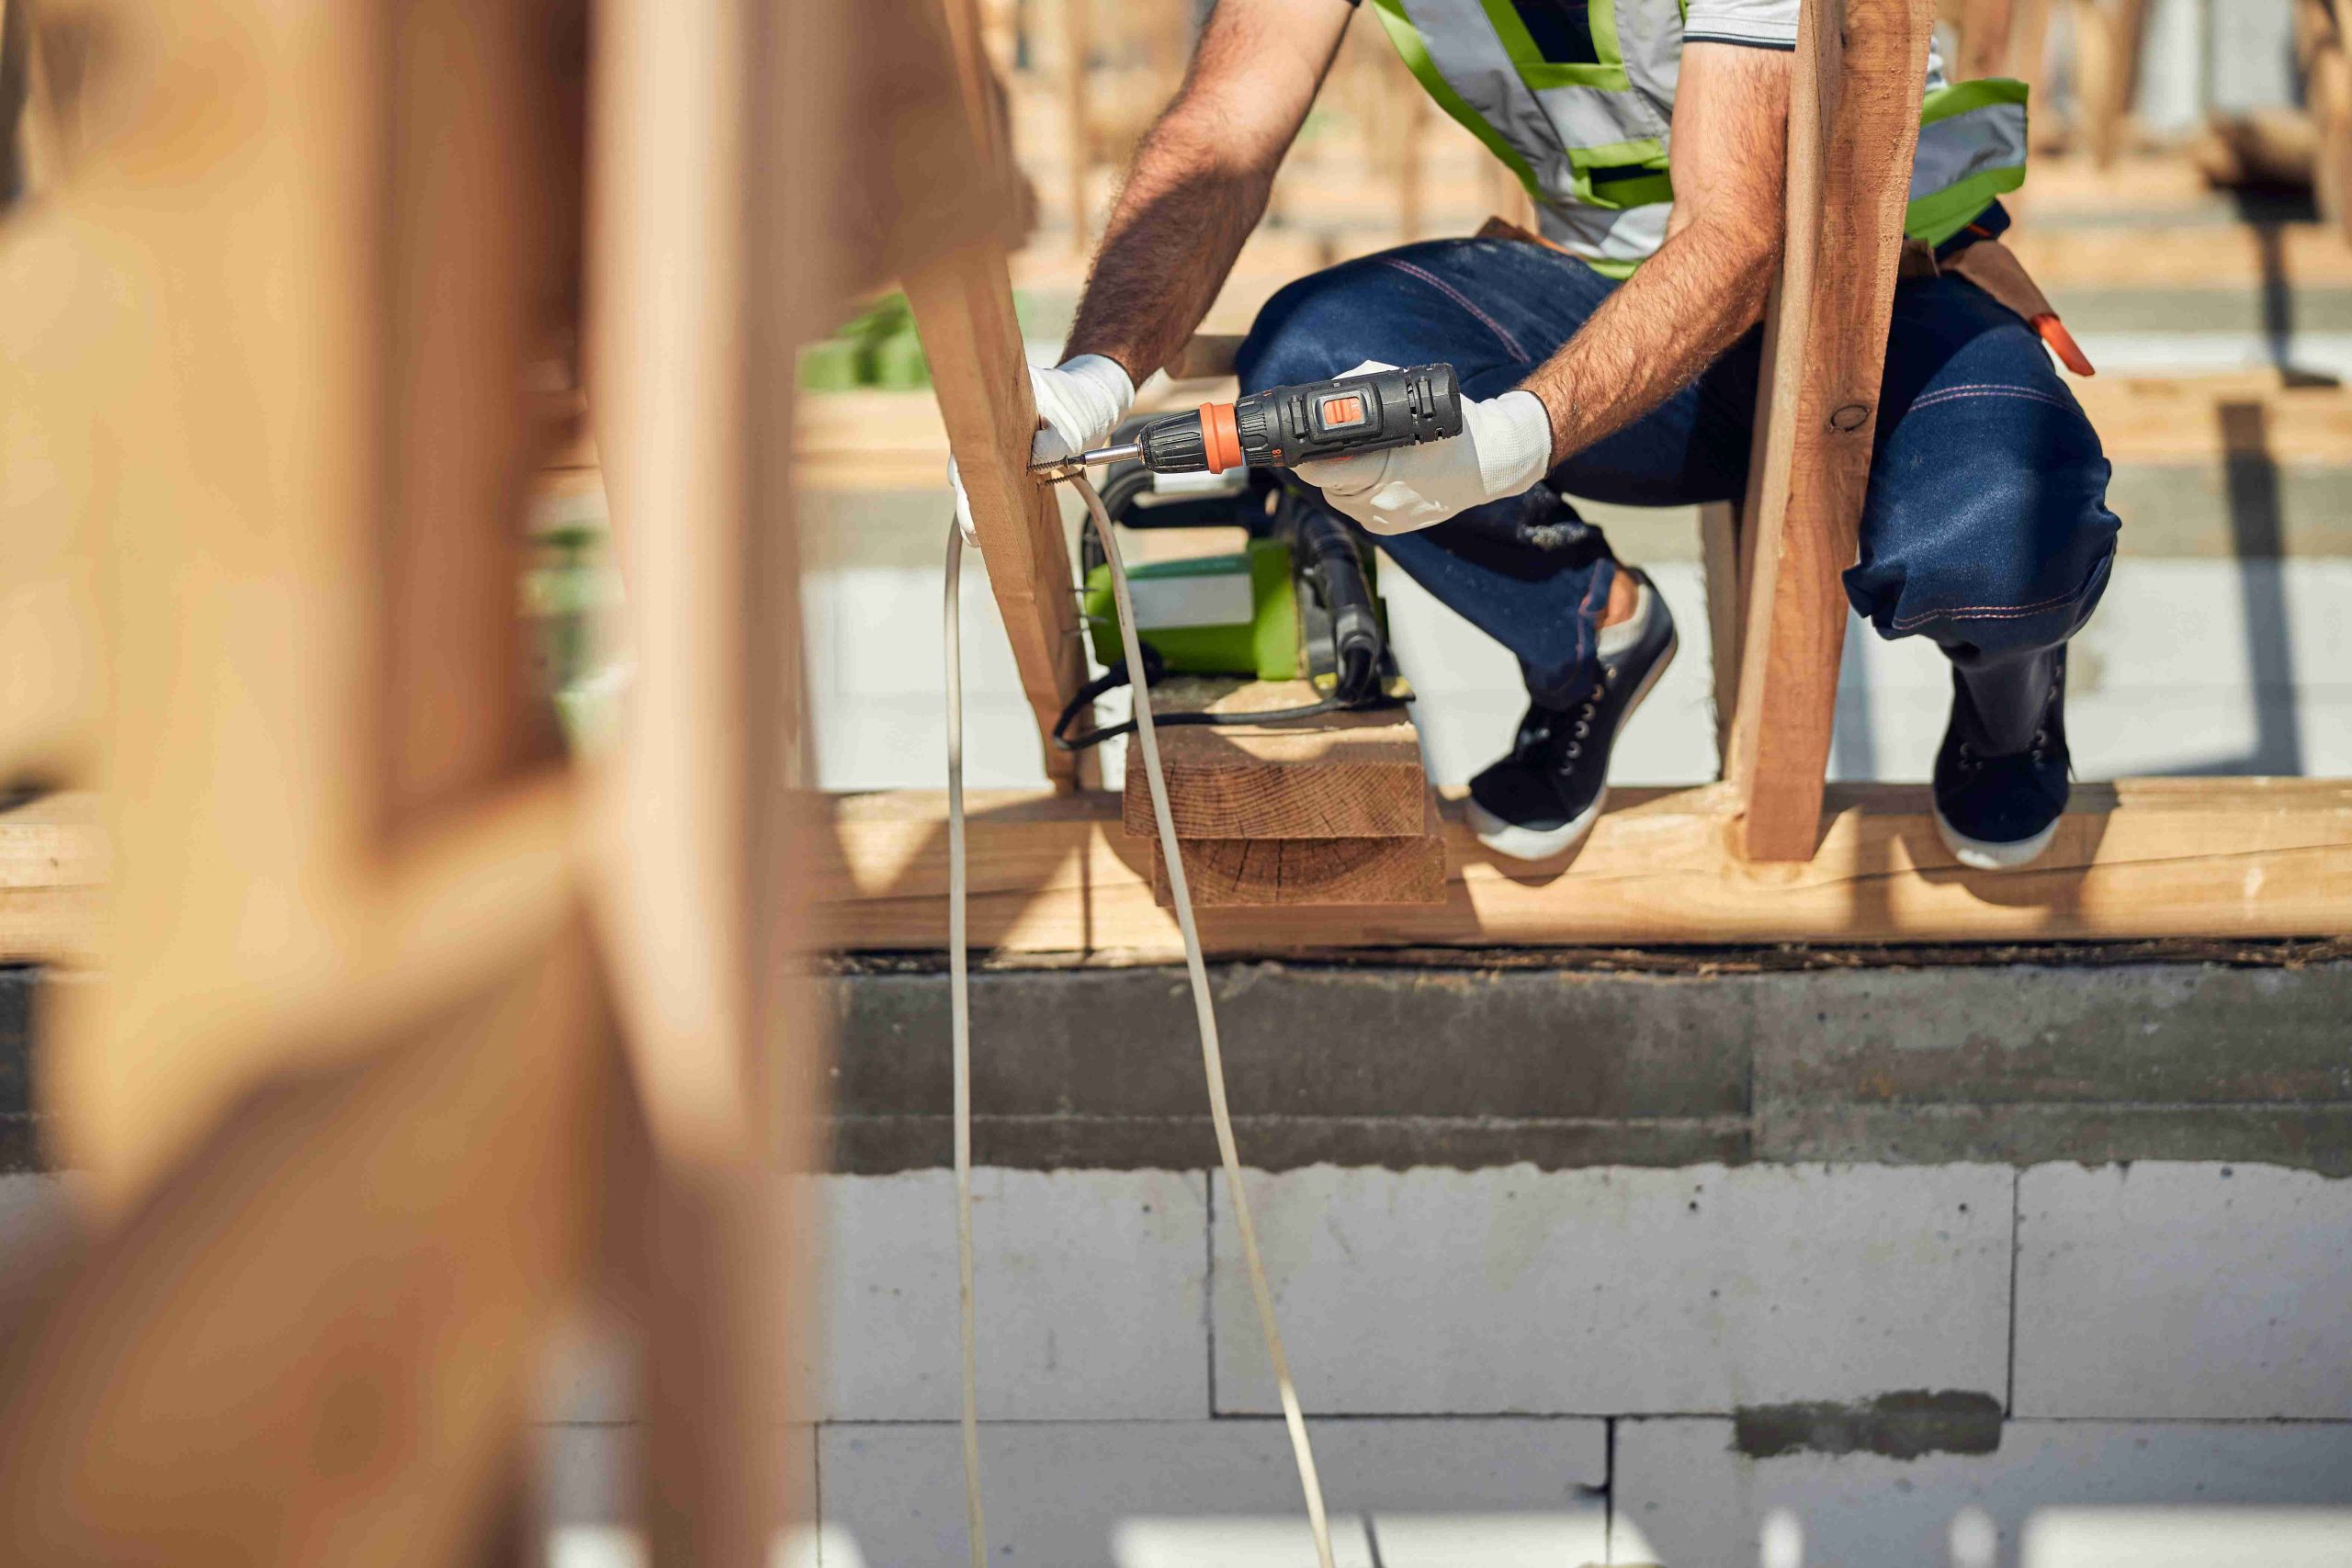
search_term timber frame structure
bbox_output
[845,0,2352,954]
[5,2,2352,982]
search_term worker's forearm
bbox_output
[1063,115,1274,386]
[1520,218,1777,465]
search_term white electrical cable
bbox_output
[944,480,1338,1568]
[944,518,988,1568]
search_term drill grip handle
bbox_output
[1236,362,1463,469]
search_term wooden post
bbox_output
[1698,500,1747,770]
[1065,0,1091,253]
[2305,0,2352,245]
[908,0,1091,789]
[1956,0,2018,77]
[1725,0,1932,863]
[0,0,979,1556]
[2074,0,2149,167]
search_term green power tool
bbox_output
[1051,446,1414,750]
[1038,362,1466,750]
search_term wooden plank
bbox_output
[2075,375,2352,465]
[809,781,2352,955]
[2309,0,2352,246]
[1726,0,1932,863]
[1149,794,1447,908]
[17,780,2352,957]
[589,0,836,1550]
[0,922,617,1568]
[0,0,593,1203]
[904,247,1090,791]
[376,0,571,832]
[0,792,103,964]
[1955,0,2018,78]
[1120,679,1430,841]
[1064,0,1091,253]
[906,0,1087,787]
[2005,223,2352,290]
[1697,501,1745,772]
[2073,0,2149,168]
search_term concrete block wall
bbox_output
[531,1161,2352,1565]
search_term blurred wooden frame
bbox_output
[0,0,1008,1560]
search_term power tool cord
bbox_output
[1049,661,1399,751]
[943,518,987,1568]
[944,479,1339,1568]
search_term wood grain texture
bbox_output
[1726,0,1933,862]
[0,792,103,965]
[810,781,2352,956]
[1149,793,1447,907]
[905,245,1090,790]
[1121,679,1430,841]
[2072,0,2149,168]
[376,0,571,831]
[1697,502,1745,772]
[0,923,617,1568]
[2074,375,2352,465]
[0,0,591,1202]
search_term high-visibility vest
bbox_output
[1368,0,2029,277]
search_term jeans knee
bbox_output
[1850,453,2120,661]
[1236,264,1385,394]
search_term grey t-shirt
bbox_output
[1681,1,1948,88]
[1682,0,1801,51]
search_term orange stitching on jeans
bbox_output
[1908,385,2074,415]
[1888,584,2086,630]
[1376,257,1531,362]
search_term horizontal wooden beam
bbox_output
[15,782,2352,964]
[808,780,2352,957]
[1,794,105,966]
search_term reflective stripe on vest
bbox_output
[1371,0,2028,274]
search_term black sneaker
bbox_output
[1466,570,1677,862]
[1932,649,2070,870]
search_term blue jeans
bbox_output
[1236,236,2121,713]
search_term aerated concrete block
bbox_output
[816,1417,1604,1568]
[1610,1417,2352,1568]
[2014,1162,2352,1418]
[809,1168,1210,1422]
[1210,1164,2011,1416]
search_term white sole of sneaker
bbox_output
[1467,628,1679,864]
[1933,807,2061,871]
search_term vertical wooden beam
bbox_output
[2308,0,2352,247]
[1726,0,1931,862]
[1956,0,2018,78]
[907,0,1088,789]
[2074,0,2148,167]
[1698,499,1747,772]
[1065,0,1091,253]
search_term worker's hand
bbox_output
[949,354,1136,547]
[1294,360,1554,536]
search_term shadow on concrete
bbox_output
[2179,400,2304,776]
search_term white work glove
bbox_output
[1294,359,1555,536]
[950,353,1135,547]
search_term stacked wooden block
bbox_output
[1121,678,1445,908]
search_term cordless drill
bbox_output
[1029,362,1464,481]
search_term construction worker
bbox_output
[958,0,2120,870]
